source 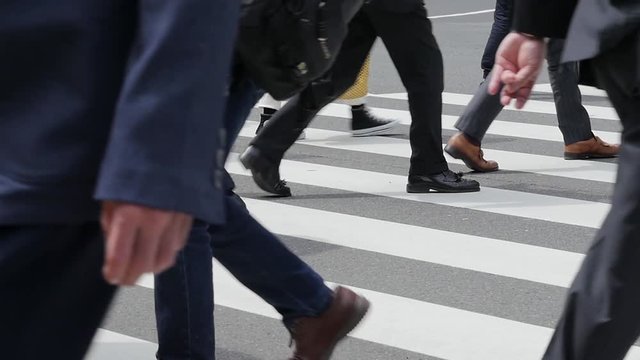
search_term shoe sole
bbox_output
[320,296,371,360]
[444,144,498,173]
[239,152,292,197]
[352,120,400,137]
[564,152,618,160]
[406,182,480,193]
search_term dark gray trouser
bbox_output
[455,39,593,146]
[543,32,640,360]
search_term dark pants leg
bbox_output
[457,39,595,145]
[546,39,594,145]
[366,4,448,175]
[211,197,333,327]
[543,33,640,360]
[0,224,116,360]
[155,220,215,360]
[249,10,377,163]
[480,0,513,78]
[454,74,504,143]
[155,72,331,358]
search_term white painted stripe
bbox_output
[428,9,494,19]
[369,92,620,121]
[315,103,622,145]
[138,267,640,360]
[241,120,618,184]
[533,83,608,98]
[87,329,155,360]
[245,198,583,287]
[227,156,610,228]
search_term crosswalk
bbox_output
[91,86,634,359]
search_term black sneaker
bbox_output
[350,105,400,137]
[406,170,480,193]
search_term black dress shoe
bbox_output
[240,146,292,197]
[406,170,480,193]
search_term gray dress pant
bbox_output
[455,39,593,145]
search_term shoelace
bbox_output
[443,170,465,182]
[275,179,289,191]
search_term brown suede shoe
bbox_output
[288,286,370,360]
[444,132,499,172]
[564,136,620,160]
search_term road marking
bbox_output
[533,83,608,98]
[241,120,618,184]
[137,266,640,360]
[428,9,494,19]
[245,198,583,287]
[227,156,610,229]
[87,330,155,360]
[314,103,621,144]
[369,92,620,121]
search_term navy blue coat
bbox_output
[0,0,240,225]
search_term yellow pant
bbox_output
[338,55,370,105]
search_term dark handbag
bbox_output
[236,0,364,100]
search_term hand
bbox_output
[100,201,193,286]
[488,32,546,109]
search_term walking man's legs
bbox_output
[543,33,640,360]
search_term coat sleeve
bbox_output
[94,0,239,224]
[512,0,578,38]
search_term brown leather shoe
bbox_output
[564,136,620,160]
[288,286,370,360]
[444,132,499,172]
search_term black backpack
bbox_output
[236,0,364,100]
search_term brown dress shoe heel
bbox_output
[445,132,499,172]
[564,136,620,160]
[288,286,370,360]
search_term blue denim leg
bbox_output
[154,220,215,360]
[480,0,513,78]
[222,72,264,195]
[153,72,261,360]
[211,195,333,327]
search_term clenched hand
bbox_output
[100,201,193,286]
[488,32,546,109]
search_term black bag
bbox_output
[236,0,364,100]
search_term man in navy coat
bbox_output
[0,0,239,358]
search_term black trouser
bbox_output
[480,0,513,78]
[543,32,640,360]
[0,223,116,359]
[456,39,593,145]
[251,3,449,176]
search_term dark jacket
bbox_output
[0,0,239,224]
[513,0,640,61]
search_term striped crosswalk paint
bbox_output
[95,91,629,360]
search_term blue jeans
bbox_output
[480,0,513,78]
[154,73,333,360]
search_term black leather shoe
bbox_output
[240,146,292,197]
[406,170,480,193]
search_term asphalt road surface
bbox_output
[91,1,624,359]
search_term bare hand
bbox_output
[100,201,193,286]
[488,32,546,109]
